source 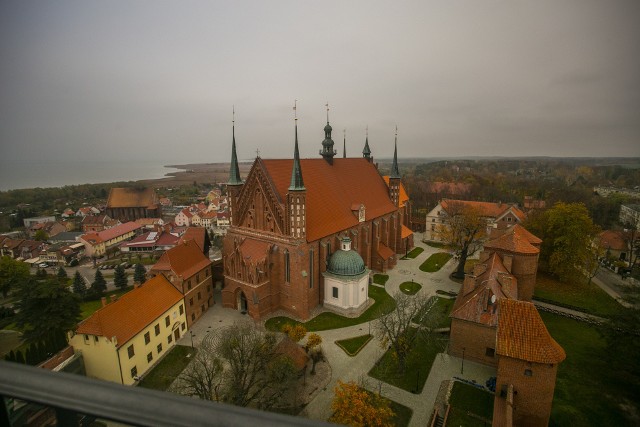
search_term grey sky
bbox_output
[1,0,639,165]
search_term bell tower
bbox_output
[319,103,336,164]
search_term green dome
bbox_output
[328,238,366,276]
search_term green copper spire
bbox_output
[289,103,305,191]
[390,125,401,179]
[228,107,243,185]
[362,126,371,159]
[320,102,336,164]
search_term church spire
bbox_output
[320,102,336,164]
[289,101,305,191]
[362,125,372,161]
[343,129,346,158]
[390,125,401,179]
[228,106,243,185]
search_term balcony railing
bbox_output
[0,361,328,427]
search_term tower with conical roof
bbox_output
[362,126,372,163]
[319,103,336,164]
[227,107,244,226]
[287,101,306,239]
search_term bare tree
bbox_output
[176,340,223,401]
[375,292,431,373]
[438,201,487,279]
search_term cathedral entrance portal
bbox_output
[237,291,248,314]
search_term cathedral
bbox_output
[222,114,413,320]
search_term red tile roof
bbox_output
[261,158,397,242]
[598,230,627,251]
[107,188,158,209]
[76,275,183,347]
[441,199,525,222]
[178,227,206,252]
[382,176,410,207]
[484,224,541,255]
[152,239,211,279]
[497,299,566,364]
[239,238,270,264]
[377,242,394,261]
[83,222,141,244]
[401,224,413,239]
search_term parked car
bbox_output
[38,263,48,268]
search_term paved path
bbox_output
[301,237,496,426]
[591,274,633,308]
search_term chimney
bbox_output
[110,294,118,303]
[101,297,107,307]
[134,281,141,289]
[502,255,513,273]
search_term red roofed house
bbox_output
[149,240,214,327]
[106,188,161,222]
[79,222,142,258]
[69,275,187,385]
[178,227,211,255]
[424,199,526,243]
[598,229,632,263]
[222,119,413,320]
[174,208,193,227]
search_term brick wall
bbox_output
[494,356,558,426]
[449,319,498,367]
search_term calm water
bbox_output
[0,160,181,191]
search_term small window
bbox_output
[179,305,184,315]
[198,292,201,301]
[332,287,339,299]
[94,336,99,343]
[524,369,533,377]
[191,313,196,321]
[486,348,495,357]
[206,269,210,277]
[147,352,153,363]
[167,335,172,344]
[165,316,170,327]
[190,298,194,306]
[157,343,162,354]
[196,274,200,282]
[131,366,137,378]
[144,332,150,345]
[127,345,135,359]
[83,335,89,344]
[187,280,192,290]
[181,322,186,331]
[154,324,160,336]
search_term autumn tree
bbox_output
[0,256,30,298]
[329,380,395,427]
[438,201,487,279]
[201,322,298,410]
[525,202,600,282]
[34,230,48,241]
[14,278,81,344]
[306,333,323,374]
[113,264,128,290]
[375,292,431,373]
[282,323,307,343]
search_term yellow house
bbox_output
[69,275,187,385]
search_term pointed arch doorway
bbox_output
[236,290,248,314]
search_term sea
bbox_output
[0,160,182,192]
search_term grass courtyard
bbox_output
[446,381,494,426]
[402,247,424,259]
[335,334,372,356]
[137,345,196,391]
[419,252,452,272]
[265,284,395,332]
[399,281,422,295]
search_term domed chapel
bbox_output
[222,108,414,320]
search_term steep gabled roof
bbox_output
[76,275,183,347]
[178,227,207,252]
[441,199,525,221]
[382,176,410,207]
[497,299,566,364]
[107,188,158,209]
[484,224,541,255]
[261,157,397,242]
[152,239,211,279]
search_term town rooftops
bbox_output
[177,227,207,252]
[598,230,628,251]
[152,239,211,279]
[260,157,397,242]
[75,275,183,347]
[107,188,158,209]
[81,222,141,245]
[497,299,566,364]
[484,224,541,255]
[440,199,526,222]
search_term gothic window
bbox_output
[284,250,290,282]
[309,249,314,288]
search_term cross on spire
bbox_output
[325,102,329,123]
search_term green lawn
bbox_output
[446,381,494,426]
[335,334,372,356]
[373,274,389,286]
[414,297,455,328]
[137,345,196,391]
[399,281,422,295]
[265,284,396,332]
[425,241,450,249]
[389,399,413,427]
[534,273,622,317]
[541,312,637,426]
[80,286,133,319]
[402,247,424,259]
[419,252,452,272]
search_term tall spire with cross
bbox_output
[362,125,372,161]
[391,125,401,179]
[228,106,243,185]
[343,128,346,158]
[289,100,305,191]
[320,102,336,164]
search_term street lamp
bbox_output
[189,330,196,349]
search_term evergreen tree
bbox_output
[134,263,147,284]
[5,350,16,362]
[15,350,25,364]
[36,268,48,279]
[57,266,68,282]
[72,271,86,297]
[25,347,34,365]
[113,265,128,290]
[90,269,107,297]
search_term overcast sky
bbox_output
[1,0,639,165]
